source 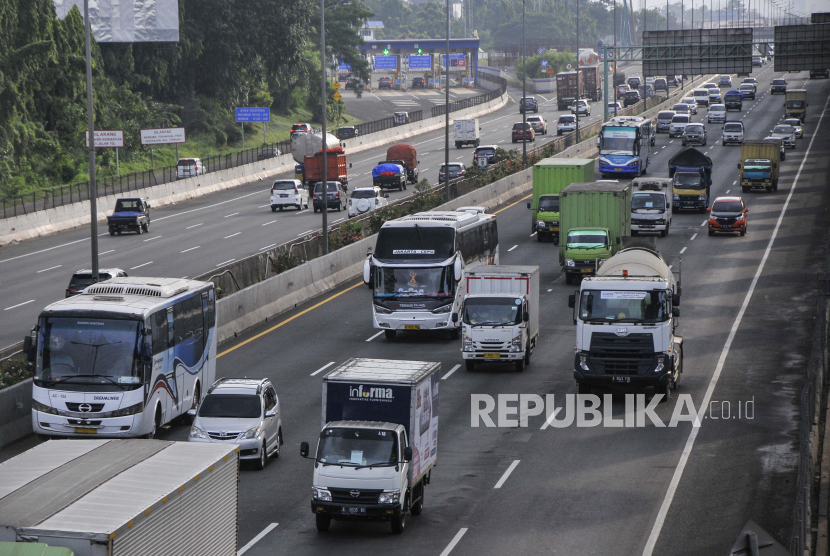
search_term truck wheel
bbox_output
[772,180,778,192]
[577,382,591,395]
[316,512,331,532]
[742,186,749,193]
[515,360,524,372]
[660,228,667,238]
[136,225,142,235]
[390,502,406,534]
[450,328,460,340]
[524,343,531,366]
[465,360,475,371]
[537,233,544,242]
[659,382,672,402]
[109,229,115,236]
[455,142,462,149]
[399,183,404,192]
[279,206,283,211]
[553,237,559,246]
[142,223,149,233]
[403,183,407,191]
[565,274,574,285]
[384,330,397,340]
[410,489,423,516]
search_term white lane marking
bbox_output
[259,244,276,251]
[366,331,385,342]
[699,221,707,227]
[642,87,830,556]
[143,235,162,242]
[494,460,520,489]
[181,276,188,279]
[442,364,461,380]
[294,210,308,215]
[332,218,344,224]
[130,261,153,270]
[541,406,563,430]
[186,223,203,229]
[4,300,35,311]
[547,288,552,292]
[181,246,200,253]
[679,246,687,254]
[224,232,241,239]
[298,229,314,237]
[311,362,336,377]
[237,523,279,556]
[100,249,115,255]
[507,245,518,252]
[154,190,264,222]
[690,233,698,240]
[725,190,730,194]
[0,237,89,265]
[262,220,278,226]
[37,265,62,273]
[258,204,270,208]
[215,259,236,267]
[439,528,469,556]
[732,180,737,185]
[530,232,537,237]
[224,212,239,218]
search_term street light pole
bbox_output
[445,0,450,201]
[83,0,98,283]
[576,0,580,143]
[522,0,527,167]
[320,0,328,254]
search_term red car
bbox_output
[511,122,536,143]
[708,196,748,236]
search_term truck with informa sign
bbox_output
[630,177,673,237]
[568,239,683,397]
[669,148,712,212]
[556,71,584,110]
[559,181,632,285]
[579,66,603,102]
[738,141,780,193]
[784,89,807,121]
[456,266,540,372]
[301,358,440,534]
[527,158,596,243]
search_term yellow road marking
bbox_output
[493,194,532,214]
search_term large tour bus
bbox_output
[363,208,499,339]
[598,116,653,177]
[25,277,216,438]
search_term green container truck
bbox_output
[0,543,73,556]
[738,141,780,193]
[527,158,596,243]
[559,181,632,285]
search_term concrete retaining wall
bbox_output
[0,378,32,448]
[0,92,508,245]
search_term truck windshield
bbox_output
[538,196,559,212]
[35,317,143,387]
[114,199,141,212]
[317,428,398,467]
[632,193,665,211]
[463,297,523,326]
[787,100,805,109]
[673,173,702,189]
[374,266,454,299]
[579,290,669,323]
[566,231,608,249]
[374,227,455,261]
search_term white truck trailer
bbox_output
[455,265,540,372]
[630,177,673,237]
[453,118,480,148]
[301,358,440,534]
[568,241,683,397]
[0,440,238,556]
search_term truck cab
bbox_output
[107,197,151,235]
[672,170,709,212]
[631,178,672,237]
[534,194,560,242]
[562,228,613,284]
[785,90,807,121]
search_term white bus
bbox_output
[363,208,499,339]
[25,277,216,438]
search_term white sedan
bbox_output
[571,99,591,116]
[348,187,389,218]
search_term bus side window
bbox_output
[207,289,216,329]
[152,311,168,355]
[167,308,175,347]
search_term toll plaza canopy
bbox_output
[359,38,481,76]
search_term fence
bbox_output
[431,74,508,118]
[354,110,423,136]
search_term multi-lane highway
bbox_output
[0,66,643,349]
[2,62,827,555]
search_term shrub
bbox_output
[0,359,33,390]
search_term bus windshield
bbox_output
[600,127,638,154]
[374,266,454,299]
[374,226,455,261]
[36,317,143,387]
[579,290,669,323]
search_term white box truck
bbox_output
[631,177,673,237]
[455,265,540,372]
[0,440,238,556]
[453,118,480,149]
[300,358,440,534]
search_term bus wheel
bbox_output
[147,407,161,439]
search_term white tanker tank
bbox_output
[291,131,342,164]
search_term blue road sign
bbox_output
[373,55,398,70]
[440,53,467,69]
[540,60,548,67]
[537,47,546,55]
[408,54,432,70]
[338,61,351,71]
[235,108,270,123]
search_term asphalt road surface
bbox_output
[2,62,828,555]
[342,82,483,123]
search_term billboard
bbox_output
[53,0,179,42]
[235,108,271,123]
[85,130,124,148]
[408,55,432,70]
[373,55,398,70]
[642,29,752,76]
[140,128,186,146]
[774,24,830,72]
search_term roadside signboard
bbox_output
[333,81,341,90]
[333,92,342,102]
[546,69,556,74]
[85,129,124,148]
[338,61,352,71]
[235,107,271,123]
[540,60,548,67]
[374,55,398,70]
[441,54,467,70]
[537,47,546,55]
[408,54,432,70]
[140,127,187,145]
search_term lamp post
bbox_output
[83,0,99,283]
[614,0,618,116]
[320,0,329,254]
[522,0,527,167]
[576,0,580,143]
[445,0,451,200]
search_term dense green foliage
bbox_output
[0,0,371,197]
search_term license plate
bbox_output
[279,194,289,197]
[581,268,593,273]
[640,225,654,229]
[75,428,97,434]
[611,376,631,383]
[342,506,367,515]
[551,227,559,231]
[405,325,420,330]
[483,353,501,359]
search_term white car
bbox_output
[189,378,283,470]
[722,121,744,145]
[693,88,710,106]
[571,99,591,116]
[607,101,622,113]
[680,97,698,115]
[348,186,389,218]
[783,118,803,138]
[770,124,796,149]
[669,114,691,137]
[176,158,205,179]
[707,104,727,124]
[557,114,577,135]
[270,179,308,211]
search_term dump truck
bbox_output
[303,152,349,190]
[669,148,713,212]
[738,141,780,193]
[386,144,419,184]
[579,65,603,102]
[559,181,632,285]
[784,89,807,121]
[556,71,584,110]
[372,161,407,191]
[527,158,596,243]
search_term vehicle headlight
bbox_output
[673,194,680,201]
[32,399,58,415]
[374,304,393,314]
[378,490,401,504]
[432,304,452,314]
[313,487,332,502]
[599,158,611,165]
[551,221,559,226]
[565,259,575,267]
[579,353,590,372]
[190,426,208,439]
[463,334,473,351]
[111,402,143,417]
[510,335,523,352]
[240,426,261,439]
[537,220,546,228]
[699,195,707,200]
[626,159,639,166]
[655,219,666,225]
[654,355,666,373]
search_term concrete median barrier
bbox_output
[0,378,32,448]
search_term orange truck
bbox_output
[385,143,419,184]
[303,152,349,190]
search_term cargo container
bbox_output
[556,71,584,110]
[738,141,780,192]
[303,153,349,189]
[0,440,238,556]
[527,158,596,242]
[301,358,440,534]
[559,181,631,284]
[385,144,419,183]
[453,119,480,148]
[0,543,74,556]
[579,66,603,101]
[785,89,807,121]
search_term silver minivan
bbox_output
[176,158,205,179]
[693,88,710,106]
[270,179,308,212]
[669,114,691,137]
[656,111,676,133]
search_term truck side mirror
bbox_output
[452,313,459,323]
[672,307,680,317]
[363,259,371,284]
[523,311,529,323]
[404,447,413,462]
[300,442,310,458]
[568,294,575,308]
[453,258,463,282]
[527,202,531,209]
[672,293,680,307]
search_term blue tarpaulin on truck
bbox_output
[372,163,404,178]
